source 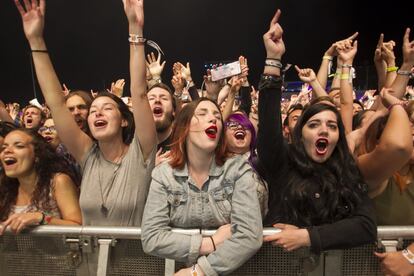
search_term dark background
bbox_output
[0,0,411,103]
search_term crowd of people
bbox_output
[1,0,414,275]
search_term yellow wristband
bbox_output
[323,55,333,61]
[340,74,349,80]
[386,66,399,72]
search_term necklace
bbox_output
[98,145,127,217]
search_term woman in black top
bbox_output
[259,10,376,254]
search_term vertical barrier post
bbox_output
[164,259,175,276]
[307,253,324,276]
[97,239,114,276]
[324,250,343,276]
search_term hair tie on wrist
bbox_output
[31,49,48,53]
[209,236,216,251]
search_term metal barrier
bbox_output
[0,226,413,276]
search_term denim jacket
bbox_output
[141,155,263,276]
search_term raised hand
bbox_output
[155,148,171,166]
[374,33,384,63]
[327,32,359,57]
[110,79,126,98]
[171,73,184,93]
[146,52,165,80]
[62,83,71,97]
[229,76,244,96]
[337,40,358,64]
[381,40,396,65]
[380,87,404,109]
[295,65,317,83]
[403,28,414,66]
[204,69,223,100]
[122,0,144,29]
[239,56,249,79]
[90,89,98,99]
[173,62,192,82]
[14,0,46,42]
[263,9,285,59]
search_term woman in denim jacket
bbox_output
[142,98,262,276]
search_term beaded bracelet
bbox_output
[388,102,406,111]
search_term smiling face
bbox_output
[187,100,223,154]
[39,118,60,149]
[23,107,42,129]
[87,96,127,142]
[0,130,36,178]
[301,110,339,163]
[147,87,175,132]
[225,120,252,154]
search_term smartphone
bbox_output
[210,61,241,82]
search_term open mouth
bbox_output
[153,107,163,116]
[205,125,218,139]
[234,130,246,140]
[315,138,328,155]
[26,118,33,124]
[3,157,17,166]
[75,117,84,127]
[94,120,108,128]
[43,136,53,143]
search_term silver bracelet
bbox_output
[128,34,147,44]
[397,70,412,76]
[265,59,282,69]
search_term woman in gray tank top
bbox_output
[14,0,157,226]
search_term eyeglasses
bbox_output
[39,126,57,133]
[225,121,246,130]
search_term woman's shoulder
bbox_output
[151,161,176,181]
[222,155,254,176]
[51,173,76,190]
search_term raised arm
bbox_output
[146,52,165,88]
[222,77,243,121]
[257,9,288,175]
[317,33,358,91]
[390,28,414,99]
[382,39,398,88]
[14,0,92,162]
[295,66,327,98]
[357,88,413,196]
[337,39,358,134]
[0,100,14,124]
[123,0,157,160]
[374,34,387,90]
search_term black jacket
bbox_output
[257,75,377,254]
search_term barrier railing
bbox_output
[0,226,413,276]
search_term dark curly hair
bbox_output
[0,129,76,221]
[282,103,367,225]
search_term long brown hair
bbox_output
[169,98,227,169]
[0,129,76,220]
